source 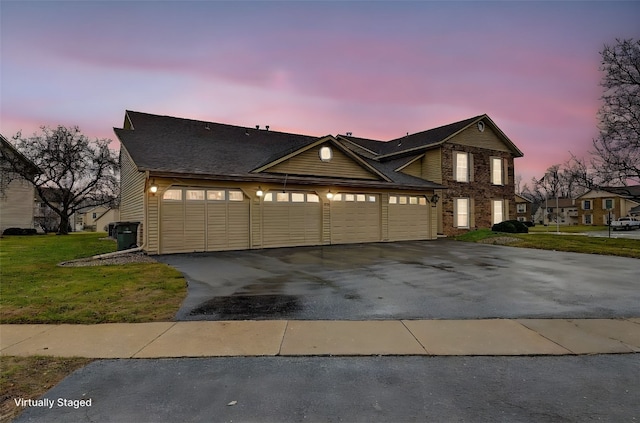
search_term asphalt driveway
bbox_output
[157,239,640,321]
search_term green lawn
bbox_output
[0,233,186,324]
[456,229,640,259]
[528,225,608,233]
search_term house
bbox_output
[116,111,522,254]
[515,194,534,223]
[0,134,39,233]
[76,205,120,232]
[33,187,77,233]
[576,186,640,225]
[533,198,579,226]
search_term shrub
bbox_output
[2,228,38,236]
[491,220,529,233]
[523,221,535,227]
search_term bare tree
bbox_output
[592,38,640,184]
[3,126,119,234]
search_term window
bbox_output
[276,192,289,202]
[492,200,504,225]
[517,203,526,213]
[264,192,273,202]
[455,152,469,182]
[418,197,427,206]
[186,190,205,200]
[319,146,333,162]
[409,197,418,205]
[368,195,377,203]
[389,196,397,204]
[345,194,355,202]
[455,198,469,228]
[228,190,244,201]
[356,194,366,202]
[491,157,503,185]
[163,189,182,201]
[584,214,592,224]
[517,217,525,222]
[291,193,305,202]
[92,212,97,219]
[307,194,320,203]
[333,194,343,201]
[583,200,592,210]
[207,190,225,201]
[604,199,614,210]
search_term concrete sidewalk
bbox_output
[1,318,639,359]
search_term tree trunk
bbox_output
[58,214,71,235]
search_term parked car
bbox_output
[610,217,640,231]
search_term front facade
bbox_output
[76,206,120,232]
[0,135,37,233]
[116,111,522,254]
[515,194,533,223]
[576,187,640,225]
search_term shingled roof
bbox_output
[116,111,519,191]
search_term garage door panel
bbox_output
[262,193,321,248]
[388,196,430,241]
[331,195,381,244]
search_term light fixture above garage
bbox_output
[256,187,264,197]
[430,193,440,205]
[326,191,334,199]
[149,179,158,194]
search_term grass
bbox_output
[528,225,608,233]
[0,232,187,324]
[456,229,640,259]
[0,356,93,423]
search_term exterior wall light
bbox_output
[430,193,440,205]
[326,191,334,200]
[149,179,158,194]
[256,188,264,197]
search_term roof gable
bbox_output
[253,137,388,181]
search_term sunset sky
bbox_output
[2,1,639,184]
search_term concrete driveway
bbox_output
[157,239,640,321]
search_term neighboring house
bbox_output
[116,111,522,255]
[0,134,39,233]
[576,186,640,225]
[77,205,120,232]
[515,194,533,223]
[33,187,75,233]
[532,197,579,226]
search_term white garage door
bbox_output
[160,188,250,254]
[330,193,381,244]
[388,195,430,241]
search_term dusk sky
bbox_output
[2,1,639,184]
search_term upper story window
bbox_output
[319,146,332,162]
[517,203,526,213]
[454,152,470,182]
[583,200,592,210]
[603,198,614,210]
[491,157,504,185]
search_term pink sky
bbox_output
[1,1,639,184]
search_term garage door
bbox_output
[388,195,430,241]
[261,191,322,248]
[160,188,249,254]
[330,193,381,244]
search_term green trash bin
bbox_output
[115,222,139,251]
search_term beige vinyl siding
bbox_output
[423,149,442,184]
[119,147,145,223]
[262,193,322,248]
[388,195,430,241]
[450,123,512,152]
[0,177,34,232]
[330,193,381,244]
[400,158,422,179]
[207,199,250,251]
[267,143,379,180]
[160,201,185,254]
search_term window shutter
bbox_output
[504,199,510,220]
[503,158,508,185]
[470,198,475,228]
[469,153,474,182]
[453,199,458,228]
[490,157,495,184]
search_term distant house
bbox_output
[515,194,533,223]
[576,186,640,225]
[539,198,579,226]
[34,187,75,233]
[76,205,119,232]
[0,134,39,233]
[116,111,522,254]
